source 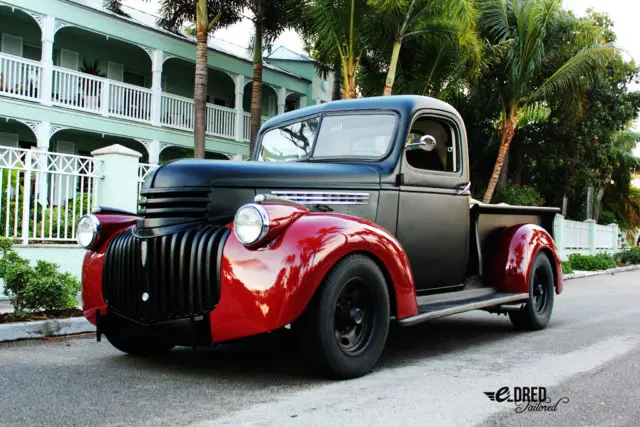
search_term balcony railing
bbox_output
[2,52,280,143]
[108,80,153,123]
[0,52,42,102]
[52,66,103,113]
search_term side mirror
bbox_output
[406,134,437,152]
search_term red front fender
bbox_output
[209,213,417,343]
[81,214,138,325]
[491,224,564,296]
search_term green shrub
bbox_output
[562,261,574,274]
[615,246,640,266]
[0,237,80,312]
[496,185,545,207]
[567,253,616,271]
[598,211,617,225]
[0,238,31,311]
[22,261,80,311]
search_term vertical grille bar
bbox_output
[102,226,227,323]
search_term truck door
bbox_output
[396,113,470,292]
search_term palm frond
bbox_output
[531,44,615,102]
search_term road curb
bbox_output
[564,264,640,281]
[0,316,95,343]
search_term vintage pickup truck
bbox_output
[78,95,563,379]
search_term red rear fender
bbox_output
[491,224,563,295]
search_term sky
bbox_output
[125,0,640,155]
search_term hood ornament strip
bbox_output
[268,191,370,206]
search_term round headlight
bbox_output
[233,204,269,246]
[76,214,100,248]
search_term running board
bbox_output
[399,292,529,327]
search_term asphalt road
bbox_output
[1,271,639,427]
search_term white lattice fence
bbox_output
[138,163,158,197]
[0,146,101,243]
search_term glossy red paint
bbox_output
[210,212,417,343]
[246,203,309,248]
[81,214,138,324]
[491,224,564,296]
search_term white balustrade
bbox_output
[0,147,101,244]
[52,66,104,113]
[0,53,42,102]
[206,104,236,139]
[161,93,195,131]
[2,53,278,144]
[137,162,157,198]
[108,81,153,122]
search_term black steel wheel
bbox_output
[299,254,390,379]
[509,252,555,331]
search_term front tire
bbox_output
[509,252,555,330]
[300,254,390,379]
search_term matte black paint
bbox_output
[129,95,558,303]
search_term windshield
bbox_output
[257,114,397,162]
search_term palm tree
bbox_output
[298,0,374,100]
[478,0,614,203]
[247,1,291,156]
[131,1,244,158]
[368,0,481,96]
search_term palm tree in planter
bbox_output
[79,59,106,110]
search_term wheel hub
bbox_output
[333,279,374,356]
[350,308,364,325]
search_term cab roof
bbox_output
[261,95,462,130]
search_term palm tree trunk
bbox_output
[343,60,357,99]
[383,40,402,96]
[193,0,208,159]
[332,63,342,100]
[249,18,263,157]
[483,113,518,204]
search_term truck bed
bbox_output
[467,202,561,279]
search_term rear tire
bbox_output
[105,328,174,357]
[300,254,390,379]
[509,252,555,331]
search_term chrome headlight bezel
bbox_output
[233,203,270,246]
[76,214,100,249]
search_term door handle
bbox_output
[457,181,471,194]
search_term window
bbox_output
[405,117,459,173]
[257,113,397,162]
[259,117,319,161]
[59,49,79,70]
[313,115,395,159]
[1,34,23,57]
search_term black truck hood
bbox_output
[148,159,381,189]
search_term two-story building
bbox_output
[0,0,335,163]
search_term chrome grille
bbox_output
[102,225,229,324]
[270,190,370,205]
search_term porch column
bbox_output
[299,96,308,108]
[35,122,51,207]
[277,87,287,115]
[234,74,245,142]
[147,140,161,165]
[151,49,163,126]
[40,16,55,106]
